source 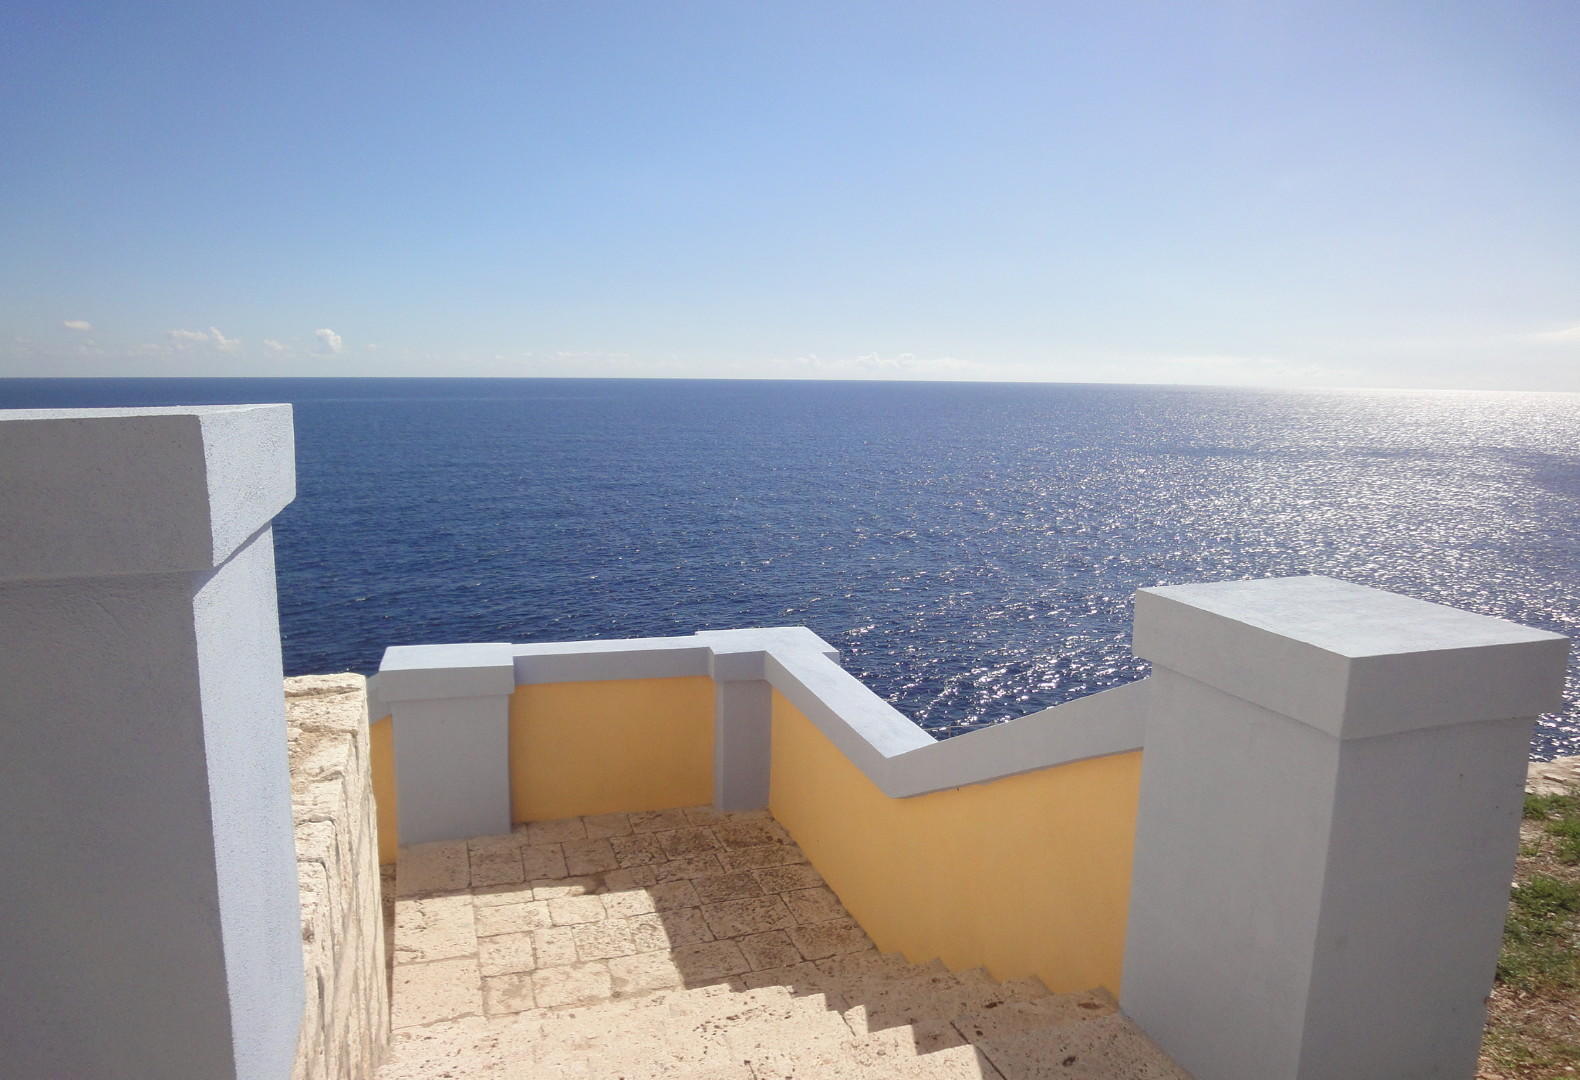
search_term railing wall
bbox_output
[369,626,1150,995]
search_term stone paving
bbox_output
[377,806,1190,1079]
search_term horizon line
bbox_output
[0,373,1575,396]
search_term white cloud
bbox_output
[62,319,92,331]
[1527,324,1580,344]
[166,326,240,351]
[314,328,343,354]
[365,343,379,351]
[262,338,288,353]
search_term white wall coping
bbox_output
[377,643,516,703]
[374,626,1147,799]
[370,576,1570,802]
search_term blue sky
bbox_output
[3,1,1577,389]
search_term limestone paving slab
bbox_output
[519,841,569,880]
[694,870,765,905]
[717,843,807,872]
[783,886,847,925]
[752,864,824,894]
[394,839,469,897]
[521,817,586,845]
[466,834,525,887]
[379,804,1190,1080]
[653,853,728,880]
[564,836,621,875]
[700,895,797,939]
[477,932,536,977]
[532,962,614,1008]
[393,894,477,963]
[630,808,691,833]
[391,956,483,1028]
[473,899,552,937]
[657,826,725,858]
[583,811,634,838]
[610,833,668,867]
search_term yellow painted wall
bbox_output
[768,690,1141,994]
[510,677,715,822]
[370,714,398,865]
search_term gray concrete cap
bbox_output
[698,626,840,681]
[1134,575,1570,738]
[0,405,296,580]
[378,643,516,701]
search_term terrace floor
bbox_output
[376,806,1189,1079]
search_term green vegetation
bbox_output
[1484,785,1580,1077]
[1498,874,1580,989]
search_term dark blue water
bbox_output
[4,378,1577,758]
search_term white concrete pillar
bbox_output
[1121,575,1569,1080]
[712,678,774,810]
[378,643,515,845]
[699,628,842,811]
[0,406,302,1080]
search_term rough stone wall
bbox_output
[287,674,390,1080]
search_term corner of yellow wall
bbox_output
[369,714,397,865]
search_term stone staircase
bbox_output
[376,806,1190,1080]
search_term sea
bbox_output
[3,377,1577,759]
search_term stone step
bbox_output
[379,809,1184,1078]
[951,989,1118,1043]
[957,1011,1192,1080]
[842,969,1062,1036]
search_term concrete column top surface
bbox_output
[1134,574,1569,738]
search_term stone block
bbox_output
[482,973,537,1016]
[751,864,823,893]
[466,834,524,887]
[475,899,553,937]
[478,932,536,977]
[694,871,764,905]
[700,895,796,938]
[630,809,691,833]
[548,894,608,926]
[582,812,633,838]
[563,837,620,875]
[393,894,476,963]
[783,886,846,925]
[395,839,470,897]
[531,963,614,1008]
[391,957,483,1029]
[534,926,579,968]
[572,920,639,961]
[519,842,569,880]
[738,931,802,971]
[671,941,750,983]
[522,818,587,845]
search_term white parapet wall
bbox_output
[372,624,1149,837]
[0,406,305,1080]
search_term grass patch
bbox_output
[1483,783,1580,1077]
